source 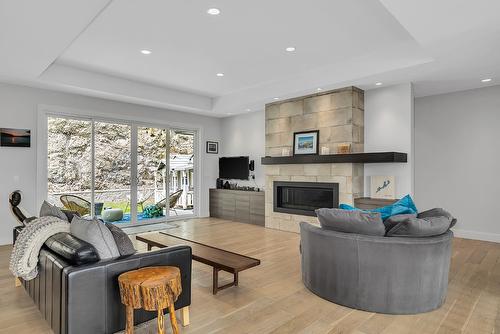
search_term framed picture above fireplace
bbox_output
[293,130,319,155]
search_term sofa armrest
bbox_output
[61,245,192,334]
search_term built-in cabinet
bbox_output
[209,189,265,226]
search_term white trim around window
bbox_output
[36,104,203,225]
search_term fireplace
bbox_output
[273,181,339,216]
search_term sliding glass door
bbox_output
[47,117,92,215]
[169,129,195,216]
[94,122,132,219]
[137,127,168,223]
[46,115,197,225]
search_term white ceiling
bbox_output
[0,0,499,117]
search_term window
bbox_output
[46,114,197,225]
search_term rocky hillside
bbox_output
[47,117,194,197]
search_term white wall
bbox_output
[220,110,265,189]
[0,82,221,245]
[364,83,414,198]
[415,85,500,242]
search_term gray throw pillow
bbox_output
[40,200,69,222]
[70,216,120,259]
[418,208,457,228]
[105,223,136,256]
[315,208,385,236]
[383,213,417,233]
[386,215,452,237]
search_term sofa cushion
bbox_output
[418,208,457,228]
[315,208,385,236]
[45,232,100,265]
[105,223,136,256]
[40,200,68,222]
[386,215,452,237]
[339,194,418,221]
[383,213,417,232]
[70,216,120,259]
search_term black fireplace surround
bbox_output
[274,181,339,216]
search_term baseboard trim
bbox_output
[452,228,500,243]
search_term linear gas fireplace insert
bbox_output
[273,181,339,216]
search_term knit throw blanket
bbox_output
[10,216,70,280]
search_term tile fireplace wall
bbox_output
[264,86,365,232]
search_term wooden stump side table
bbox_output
[118,266,184,334]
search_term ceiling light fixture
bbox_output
[141,49,152,55]
[207,8,221,15]
[216,73,224,77]
[317,88,323,91]
[273,97,280,100]
[246,108,251,112]
[285,47,296,52]
[481,78,492,82]
[375,82,383,86]
[226,112,233,115]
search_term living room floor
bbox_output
[1,218,499,334]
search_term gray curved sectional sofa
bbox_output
[300,222,453,314]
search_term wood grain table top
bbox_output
[136,232,261,273]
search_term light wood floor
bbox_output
[1,218,500,334]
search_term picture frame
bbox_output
[0,128,31,147]
[370,175,396,199]
[206,141,219,154]
[293,130,319,155]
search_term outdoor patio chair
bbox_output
[60,194,91,216]
[157,189,183,216]
[125,191,155,213]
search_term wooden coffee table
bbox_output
[136,232,261,295]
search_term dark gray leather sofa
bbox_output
[14,227,192,334]
[300,222,453,314]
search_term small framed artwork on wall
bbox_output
[206,141,219,154]
[293,130,319,155]
[0,128,31,147]
[370,176,396,199]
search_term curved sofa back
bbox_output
[300,222,453,314]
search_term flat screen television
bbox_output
[219,156,249,180]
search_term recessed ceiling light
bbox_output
[375,82,383,86]
[317,88,323,91]
[246,108,251,112]
[481,78,492,82]
[207,8,221,15]
[285,47,296,52]
[216,73,224,77]
[273,97,280,100]
[226,112,233,115]
[140,49,152,55]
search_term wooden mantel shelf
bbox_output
[261,152,407,165]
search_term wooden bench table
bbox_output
[136,232,261,295]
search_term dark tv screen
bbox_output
[219,156,249,180]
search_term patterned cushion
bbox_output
[105,223,136,256]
